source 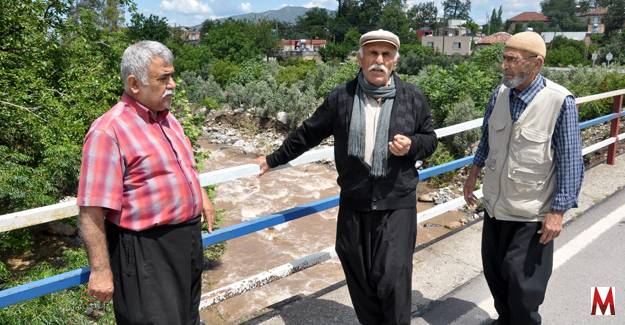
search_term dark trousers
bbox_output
[335,206,417,325]
[106,218,204,325]
[482,212,554,325]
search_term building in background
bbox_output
[507,12,549,33]
[279,39,327,61]
[580,7,608,34]
[474,32,511,51]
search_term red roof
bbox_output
[476,32,511,45]
[581,7,608,16]
[508,12,549,22]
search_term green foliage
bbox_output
[319,42,351,62]
[443,96,482,157]
[343,27,361,50]
[546,36,590,67]
[408,57,499,128]
[541,0,587,31]
[443,0,472,20]
[543,67,625,120]
[600,31,625,65]
[179,71,224,107]
[407,1,438,29]
[426,143,456,187]
[0,0,128,215]
[378,0,416,44]
[0,248,116,324]
[295,7,331,39]
[211,59,241,87]
[600,0,625,37]
[317,60,360,97]
[201,19,278,63]
[397,44,450,75]
[127,13,169,42]
[277,59,319,86]
[231,60,268,85]
[171,43,213,74]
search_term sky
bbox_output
[133,0,542,27]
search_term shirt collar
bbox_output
[121,92,169,123]
[510,74,545,105]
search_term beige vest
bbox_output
[482,79,572,222]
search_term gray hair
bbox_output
[121,41,174,90]
[358,47,400,61]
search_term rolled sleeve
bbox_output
[551,96,584,212]
[77,129,124,211]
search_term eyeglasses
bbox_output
[500,55,538,64]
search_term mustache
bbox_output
[368,64,388,73]
[162,89,175,98]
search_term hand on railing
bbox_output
[255,156,270,177]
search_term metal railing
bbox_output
[1,89,623,309]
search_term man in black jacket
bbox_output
[255,29,437,324]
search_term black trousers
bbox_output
[482,212,554,325]
[106,218,203,325]
[335,206,417,325]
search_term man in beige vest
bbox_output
[463,32,583,324]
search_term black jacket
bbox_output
[267,73,437,211]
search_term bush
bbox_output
[317,59,359,97]
[210,59,241,87]
[179,71,224,107]
[276,59,319,86]
[425,143,456,187]
[442,96,482,157]
[545,36,590,67]
[543,67,625,120]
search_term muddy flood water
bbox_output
[197,141,469,324]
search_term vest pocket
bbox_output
[510,127,551,169]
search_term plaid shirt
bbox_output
[474,75,584,212]
[77,93,203,231]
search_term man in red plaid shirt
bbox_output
[77,40,214,325]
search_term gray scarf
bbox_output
[348,71,396,177]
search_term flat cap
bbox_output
[360,29,400,49]
[506,31,546,58]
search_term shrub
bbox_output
[425,143,456,187]
[179,71,224,107]
[442,96,482,157]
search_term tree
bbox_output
[599,0,625,36]
[378,0,416,44]
[201,19,263,63]
[127,13,169,42]
[359,0,384,32]
[545,36,590,66]
[486,6,504,33]
[74,0,130,32]
[295,7,330,39]
[407,1,438,29]
[443,0,471,20]
[343,27,361,50]
[541,0,586,31]
[462,20,480,35]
